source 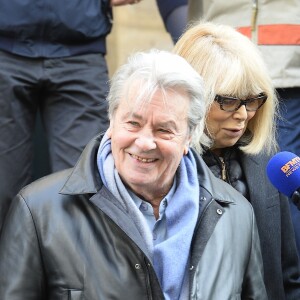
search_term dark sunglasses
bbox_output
[214,92,267,112]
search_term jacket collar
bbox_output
[240,152,274,208]
[60,134,103,195]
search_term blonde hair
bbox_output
[174,21,279,155]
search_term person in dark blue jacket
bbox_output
[0,0,142,231]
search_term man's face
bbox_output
[108,87,191,200]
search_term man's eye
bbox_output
[128,121,139,127]
[158,128,171,134]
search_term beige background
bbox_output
[106,1,174,76]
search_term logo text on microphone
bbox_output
[281,157,300,177]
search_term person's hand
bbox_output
[111,0,142,6]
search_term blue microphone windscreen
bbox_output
[266,151,300,197]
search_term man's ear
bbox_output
[183,145,189,155]
[107,125,112,138]
[183,138,191,155]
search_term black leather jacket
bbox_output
[0,135,267,299]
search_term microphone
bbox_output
[266,151,300,210]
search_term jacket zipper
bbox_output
[251,0,258,43]
[251,0,258,31]
[219,157,227,181]
[144,259,153,300]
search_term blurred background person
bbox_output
[156,0,188,43]
[0,0,144,231]
[174,21,300,300]
[188,0,300,153]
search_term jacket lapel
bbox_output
[240,154,274,209]
[60,134,153,260]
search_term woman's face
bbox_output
[206,101,257,151]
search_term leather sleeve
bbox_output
[0,194,46,299]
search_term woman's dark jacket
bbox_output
[0,134,267,299]
[0,0,112,57]
[203,148,300,300]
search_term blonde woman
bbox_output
[174,21,300,299]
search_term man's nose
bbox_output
[135,131,157,151]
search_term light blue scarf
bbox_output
[97,133,199,300]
